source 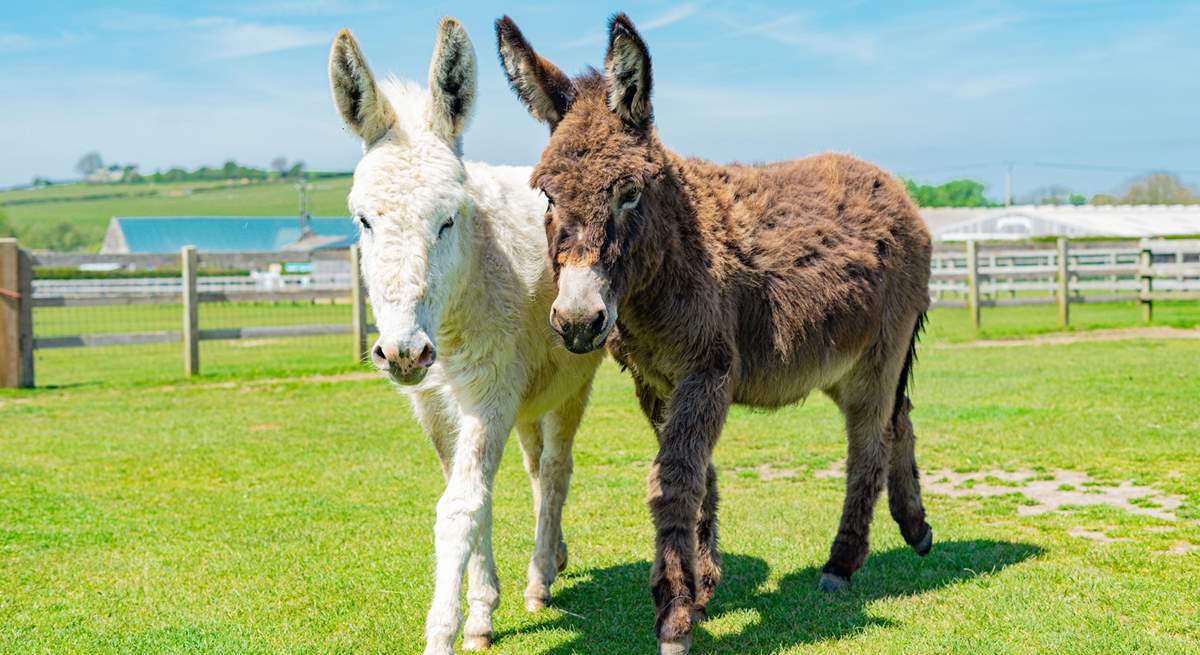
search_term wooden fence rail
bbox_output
[3,237,1199,387]
[2,242,372,387]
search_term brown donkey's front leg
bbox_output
[693,463,721,617]
[647,368,731,654]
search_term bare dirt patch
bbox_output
[731,464,800,480]
[1164,541,1198,555]
[1068,527,1129,543]
[817,464,1184,521]
[943,327,1200,349]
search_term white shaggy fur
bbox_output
[329,21,603,655]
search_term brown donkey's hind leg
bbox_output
[819,385,891,593]
[888,399,933,555]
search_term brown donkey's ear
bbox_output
[604,13,653,127]
[428,17,477,145]
[329,28,397,145]
[495,15,575,128]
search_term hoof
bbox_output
[817,572,850,593]
[462,634,492,651]
[658,633,693,655]
[913,526,933,556]
[524,594,549,613]
[556,541,569,573]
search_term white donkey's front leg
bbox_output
[524,382,590,611]
[424,404,514,655]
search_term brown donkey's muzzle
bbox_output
[550,304,609,354]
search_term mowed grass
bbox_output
[1,178,352,250]
[2,305,1199,654]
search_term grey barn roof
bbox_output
[921,205,1200,241]
[101,216,357,254]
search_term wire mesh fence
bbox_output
[25,248,371,388]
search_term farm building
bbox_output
[921,205,1200,241]
[100,216,357,254]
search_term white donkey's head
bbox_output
[329,19,477,385]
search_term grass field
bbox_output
[0,178,352,250]
[3,304,1199,654]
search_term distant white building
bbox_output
[921,205,1200,241]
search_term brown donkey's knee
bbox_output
[694,463,721,616]
[888,400,932,555]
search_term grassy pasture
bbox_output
[0,178,352,250]
[2,305,1199,654]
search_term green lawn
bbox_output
[1,178,352,250]
[2,306,1198,654]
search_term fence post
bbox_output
[966,240,980,330]
[350,245,369,364]
[0,238,34,388]
[1056,237,1070,327]
[181,246,199,376]
[1139,239,1153,323]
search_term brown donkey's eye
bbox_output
[615,182,641,210]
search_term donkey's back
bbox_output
[689,152,931,406]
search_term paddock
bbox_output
[2,300,1199,653]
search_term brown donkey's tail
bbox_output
[891,312,926,426]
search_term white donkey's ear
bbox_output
[428,17,477,144]
[329,28,396,145]
[604,14,653,127]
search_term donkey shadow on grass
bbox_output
[501,539,1042,654]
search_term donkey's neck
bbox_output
[629,152,718,300]
[436,162,547,359]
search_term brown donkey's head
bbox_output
[497,14,668,353]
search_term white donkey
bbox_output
[329,19,603,654]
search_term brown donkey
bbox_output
[497,14,933,653]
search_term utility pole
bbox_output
[1005,162,1014,206]
[297,181,312,237]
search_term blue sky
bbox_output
[2,1,1198,199]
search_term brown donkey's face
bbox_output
[497,14,663,353]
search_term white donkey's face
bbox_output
[330,20,477,385]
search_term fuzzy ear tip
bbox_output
[608,12,636,35]
[439,16,466,36]
[495,15,518,39]
[333,27,354,44]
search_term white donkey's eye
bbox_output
[355,213,373,231]
[438,217,454,239]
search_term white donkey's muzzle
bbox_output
[373,331,436,384]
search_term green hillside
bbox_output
[0,177,353,251]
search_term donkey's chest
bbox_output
[608,323,681,397]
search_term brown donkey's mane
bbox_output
[498,13,933,653]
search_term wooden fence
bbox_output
[930,238,1200,329]
[0,241,370,387]
[2,237,1199,387]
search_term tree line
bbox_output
[904,172,1200,207]
[63,151,309,186]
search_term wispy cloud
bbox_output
[0,30,83,53]
[92,10,327,61]
[726,14,878,64]
[239,0,390,17]
[564,3,699,48]
[193,18,327,60]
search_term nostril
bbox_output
[416,343,435,368]
[550,306,560,325]
[372,344,387,363]
[589,309,607,337]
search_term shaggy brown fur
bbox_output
[498,14,933,650]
